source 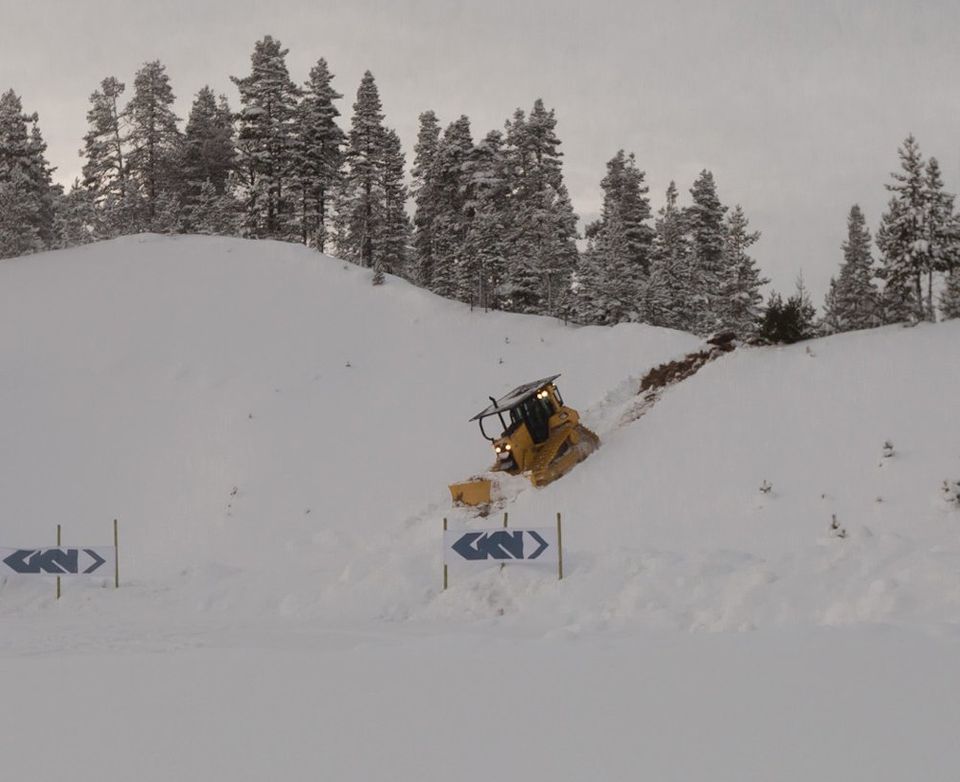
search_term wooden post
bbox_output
[56,524,61,600]
[556,512,563,581]
[114,518,119,589]
[442,518,448,591]
[500,512,508,571]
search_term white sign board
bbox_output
[443,527,558,566]
[1,546,115,577]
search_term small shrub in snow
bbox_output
[830,514,847,539]
[942,480,960,506]
[759,480,773,494]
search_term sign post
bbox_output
[56,523,61,600]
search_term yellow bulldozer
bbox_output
[449,374,600,506]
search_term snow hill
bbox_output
[2,236,959,781]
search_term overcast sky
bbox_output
[3,0,958,301]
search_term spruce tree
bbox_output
[577,150,655,324]
[720,205,766,336]
[124,60,182,228]
[877,135,929,322]
[923,157,960,318]
[687,170,729,334]
[501,100,578,315]
[231,36,301,239]
[296,58,345,251]
[53,180,98,247]
[81,76,126,218]
[338,70,386,268]
[645,181,694,330]
[822,204,880,333]
[0,90,56,257]
[411,110,442,288]
[941,269,960,319]
[461,130,509,309]
[429,115,473,299]
[377,127,411,280]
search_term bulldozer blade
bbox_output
[449,478,493,506]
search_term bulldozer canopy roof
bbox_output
[469,374,561,421]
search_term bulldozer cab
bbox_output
[472,374,563,443]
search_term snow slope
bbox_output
[1,236,959,781]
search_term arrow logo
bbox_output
[83,549,106,574]
[450,530,547,561]
[2,547,110,575]
[527,531,548,559]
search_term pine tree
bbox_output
[181,87,235,211]
[687,170,729,334]
[411,110,442,288]
[124,60,182,228]
[0,90,56,258]
[377,127,411,280]
[822,204,880,333]
[877,135,929,322]
[338,70,386,268]
[296,58,345,251]
[719,205,767,336]
[81,76,126,212]
[231,36,302,239]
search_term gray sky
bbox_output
[3,0,959,302]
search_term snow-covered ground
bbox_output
[2,236,959,780]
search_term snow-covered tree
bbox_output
[231,36,301,239]
[52,181,98,247]
[922,157,960,317]
[759,275,817,344]
[821,204,880,333]
[645,181,694,330]
[687,169,729,333]
[428,115,473,298]
[338,70,386,268]
[81,76,126,215]
[181,87,235,205]
[877,135,930,322]
[501,100,579,315]
[941,268,960,319]
[123,60,182,228]
[0,90,56,257]
[719,205,767,336]
[576,150,654,324]
[295,58,345,251]
[376,127,411,280]
[186,178,242,236]
[460,130,509,309]
[411,111,442,288]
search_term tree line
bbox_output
[1,36,958,337]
